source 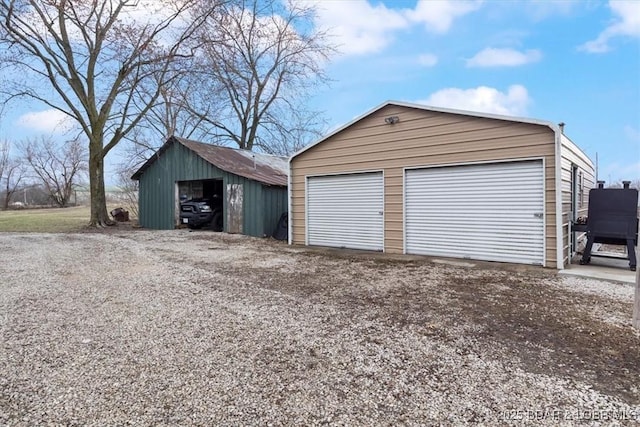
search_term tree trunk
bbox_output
[88,141,113,227]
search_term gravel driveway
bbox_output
[1,230,639,425]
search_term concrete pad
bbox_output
[560,255,635,284]
[432,259,476,268]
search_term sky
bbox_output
[305,0,640,184]
[1,0,639,185]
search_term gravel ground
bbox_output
[1,229,639,426]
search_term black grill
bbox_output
[574,181,638,271]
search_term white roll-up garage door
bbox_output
[405,161,544,265]
[307,172,384,251]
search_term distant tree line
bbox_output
[606,180,640,190]
[0,138,87,209]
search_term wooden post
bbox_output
[634,247,640,329]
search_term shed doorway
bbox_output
[176,179,224,231]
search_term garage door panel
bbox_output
[407,209,541,218]
[308,172,384,251]
[406,224,544,236]
[406,245,538,264]
[405,161,544,265]
[408,233,543,247]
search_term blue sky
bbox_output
[1,0,639,185]
[307,0,640,184]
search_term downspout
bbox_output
[287,157,292,245]
[554,125,564,270]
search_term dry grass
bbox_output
[0,205,128,233]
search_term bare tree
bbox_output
[0,0,217,225]
[184,0,332,154]
[0,141,27,209]
[21,136,87,207]
[114,167,139,219]
[121,72,223,169]
[257,101,327,156]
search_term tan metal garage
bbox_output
[289,101,595,269]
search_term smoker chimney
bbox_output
[623,180,631,189]
[558,122,565,134]
[597,181,605,189]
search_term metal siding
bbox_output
[263,186,288,238]
[289,105,558,266]
[243,179,261,237]
[222,173,266,238]
[559,134,595,266]
[405,161,545,265]
[224,173,254,236]
[307,172,384,251]
[227,183,244,234]
[138,142,237,230]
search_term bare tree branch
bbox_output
[0,0,220,225]
[0,140,27,209]
[181,0,333,154]
[20,136,87,207]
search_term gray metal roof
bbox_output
[132,136,288,186]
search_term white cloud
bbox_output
[624,125,640,141]
[309,0,408,55]
[525,0,581,20]
[406,0,483,33]
[20,0,182,40]
[466,48,542,67]
[308,0,481,56]
[16,109,74,134]
[417,53,439,67]
[417,84,531,116]
[579,0,640,53]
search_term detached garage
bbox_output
[289,101,594,269]
[133,136,288,238]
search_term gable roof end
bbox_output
[290,100,561,161]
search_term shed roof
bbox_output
[290,100,565,161]
[131,136,288,186]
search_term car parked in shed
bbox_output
[180,197,222,231]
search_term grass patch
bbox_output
[0,206,92,233]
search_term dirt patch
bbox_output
[207,248,640,404]
[443,272,639,402]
